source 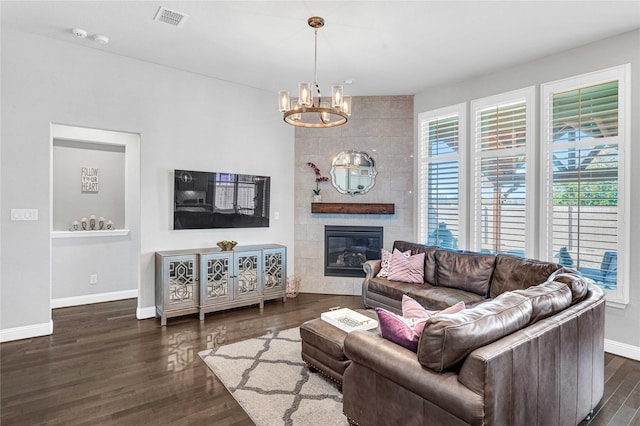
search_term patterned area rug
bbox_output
[198,327,348,426]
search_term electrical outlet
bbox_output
[90,274,98,285]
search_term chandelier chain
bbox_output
[314,27,321,106]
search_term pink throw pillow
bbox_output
[402,295,466,319]
[377,248,410,278]
[375,308,428,352]
[387,250,425,284]
[376,300,466,352]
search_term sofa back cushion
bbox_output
[490,254,563,298]
[512,281,572,323]
[393,241,437,285]
[435,249,496,297]
[417,292,532,372]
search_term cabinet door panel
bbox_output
[201,253,233,305]
[234,251,261,299]
[165,256,198,308]
[263,248,286,294]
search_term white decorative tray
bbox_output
[321,308,378,333]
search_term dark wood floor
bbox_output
[1,294,639,426]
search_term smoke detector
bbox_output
[93,35,109,45]
[72,28,87,38]
[154,6,189,27]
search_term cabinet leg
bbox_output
[161,316,167,326]
[259,300,264,310]
[199,311,205,321]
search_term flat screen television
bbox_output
[173,169,270,229]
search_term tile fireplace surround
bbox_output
[294,95,414,295]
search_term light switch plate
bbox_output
[10,209,38,221]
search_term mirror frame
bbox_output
[330,150,377,195]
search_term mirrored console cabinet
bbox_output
[155,244,286,325]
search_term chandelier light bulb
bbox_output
[291,102,301,121]
[342,97,352,116]
[278,90,290,112]
[320,101,330,123]
[332,85,343,108]
[299,83,312,107]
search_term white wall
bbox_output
[414,30,640,356]
[0,28,294,340]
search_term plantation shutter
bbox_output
[472,97,530,256]
[547,80,620,288]
[418,108,462,248]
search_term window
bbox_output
[417,104,466,248]
[541,65,630,306]
[471,88,535,256]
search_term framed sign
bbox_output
[81,167,99,192]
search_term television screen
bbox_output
[174,169,270,229]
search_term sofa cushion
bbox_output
[548,271,590,305]
[376,300,466,352]
[393,241,437,285]
[417,292,532,372]
[367,277,423,301]
[388,251,425,284]
[377,248,411,278]
[512,281,572,323]
[435,249,496,297]
[407,287,487,311]
[490,254,562,298]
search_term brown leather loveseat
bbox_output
[343,241,605,425]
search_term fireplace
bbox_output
[324,226,383,277]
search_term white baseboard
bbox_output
[137,306,156,319]
[604,338,640,361]
[0,320,53,343]
[51,289,138,309]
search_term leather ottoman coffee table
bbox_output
[300,309,378,391]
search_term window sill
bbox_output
[606,299,628,310]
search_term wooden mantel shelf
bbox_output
[311,202,395,215]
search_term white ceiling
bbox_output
[2,1,640,96]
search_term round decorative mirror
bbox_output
[330,150,377,195]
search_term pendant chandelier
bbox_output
[278,17,351,128]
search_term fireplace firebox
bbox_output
[324,226,383,277]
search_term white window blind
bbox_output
[542,66,629,306]
[471,88,534,256]
[417,104,465,248]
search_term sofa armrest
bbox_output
[363,259,381,278]
[344,330,481,424]
[362,260,381,307]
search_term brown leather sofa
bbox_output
[343,240,605,425]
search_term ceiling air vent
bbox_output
[154,6,189,27]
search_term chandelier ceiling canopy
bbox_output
[278,17,351,128]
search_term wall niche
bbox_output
[52,139,125,233]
